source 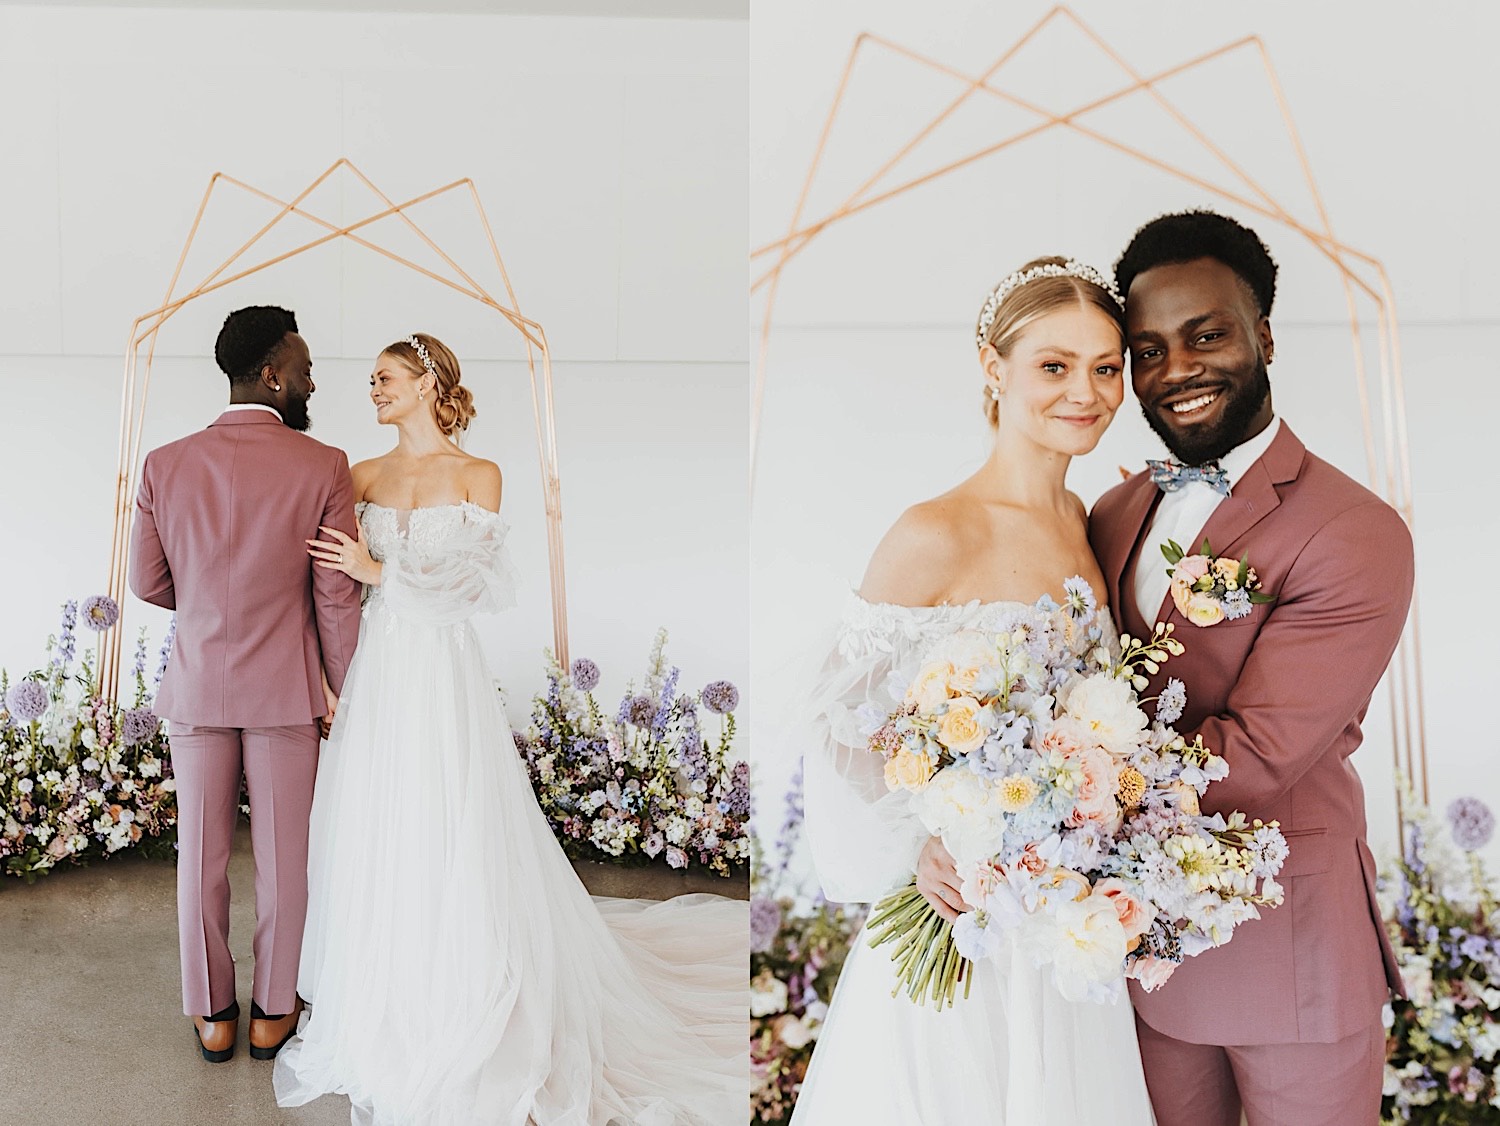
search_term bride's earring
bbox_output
[419,388,425,401]
[988,386,1001,401]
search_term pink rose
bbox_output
[1093,878,1152,941]
[1067,745,1121,828]
[1129,954,1177,992]
[1173,555,1210,582]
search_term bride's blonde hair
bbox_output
[975,256,1126,427]
[383,333,476,436]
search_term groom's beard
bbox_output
[1140,358,1271,465]
[284,397,312,432]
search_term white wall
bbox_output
[750,0,1500,872]
[0,5,748,720]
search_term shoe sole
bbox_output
[195,1029,234,1063]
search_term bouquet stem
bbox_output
[866,880,971,1010]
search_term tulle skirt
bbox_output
[273,600,747,1125]
[790,918,1157,1126]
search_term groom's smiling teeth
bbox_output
[1170,391,1219,417]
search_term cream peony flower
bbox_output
[1023,895,1129,1002]
[1062,673,1149,758]
[911,767,1005,866]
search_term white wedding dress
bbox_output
[790,594,1157,1126]
[273,501,747,1126]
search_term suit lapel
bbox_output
[1193,422,1305,562]
[1101,474,1159,615]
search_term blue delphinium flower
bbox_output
[7,680,48,721]
[52,600,78,670]
[153,617,177,694]
[1156,678,1187,726]
[81,594,120,632]
[570,658,600,692]
[1447,796,1495,852]
[700,680,740,715]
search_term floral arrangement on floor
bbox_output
[749,765,866,1125]
[1380,789,1500,1123]
[0,597,177,882]
[515,629,750,878]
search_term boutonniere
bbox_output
[1160,538,1276,627]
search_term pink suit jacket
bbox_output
[128,409,363,728]
[1089,422,1411,1046]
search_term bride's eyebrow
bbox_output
[1035,346,1079,359]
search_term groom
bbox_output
[129,306,362,1062]
[1089,211,1411,1125]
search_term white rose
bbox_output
[749,972,789,1017]
[777,1015,814,1049]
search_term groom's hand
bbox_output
[915,837,965,924]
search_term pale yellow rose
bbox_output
[1170,780,1201,816]
[1184,592,1225,627]
[907,661,954,712]
[937,697,988,756]
[948,664,983,695]
[1212,557,1241,586]
[884,748,937,792]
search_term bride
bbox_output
[791,259,1157,1124]
[271,333,746,1125]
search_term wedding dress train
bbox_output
[273,501,746,1125]
[790,595,1156,1125]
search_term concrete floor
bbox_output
[0,824,746,1125]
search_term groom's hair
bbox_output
[215,306,299,386]
[1114,210,1278,317]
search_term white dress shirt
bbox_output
[223,403,282,419]
[1133,417,1282,624]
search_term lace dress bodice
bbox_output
[355,501,519,628]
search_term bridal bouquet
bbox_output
[862,580,1286,1007]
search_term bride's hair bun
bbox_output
[976,255,1126,427]
[384,332,477,436]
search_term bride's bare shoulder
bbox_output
[858,494,977,607]
[460,457,503,513]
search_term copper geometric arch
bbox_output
[103,158,570,698]
[751,6,1428,820]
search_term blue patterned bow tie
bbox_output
[1147,458,1231,496]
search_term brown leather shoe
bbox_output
[193,999,239,1063]
[249,997,304,1060]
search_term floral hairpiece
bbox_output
[404,334,438,381]
[976,259,1125,346]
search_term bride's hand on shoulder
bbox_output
[915,836,966,923]
[308,522,381,585]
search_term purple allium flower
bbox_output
[626,694,656,727]
[1447,797,1495,852]
[81,595,120,632]
[6,680,48,721]
[121,707,159,747]
[700,680,740,715]
[750,896,782,954]
[569,658,600,692]
[1156,678,1187,727]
